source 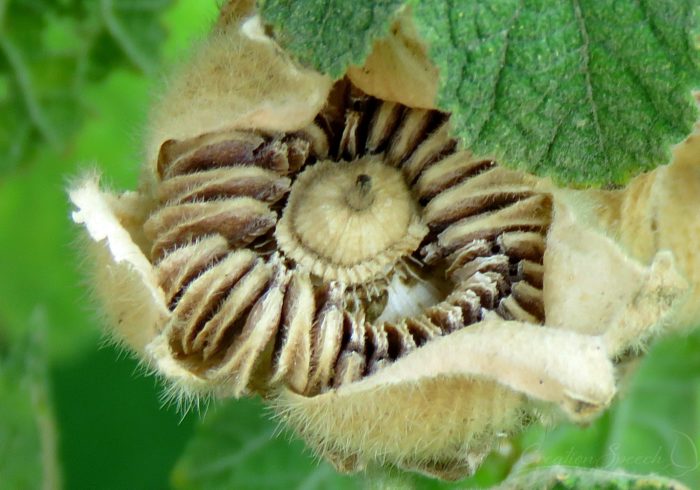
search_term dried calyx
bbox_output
[144,80,553,397]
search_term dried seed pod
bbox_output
[142,78,554,399]
[69,3,694,481]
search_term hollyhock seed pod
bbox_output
[69,3,697,480]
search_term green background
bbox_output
[0,1,698,489]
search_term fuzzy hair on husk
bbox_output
[68,0,700,481]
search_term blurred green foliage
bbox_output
[0,310,57,490]
[0,2,216,489]
[0,0,170,174]
[0,1,698,489]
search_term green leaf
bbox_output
[0,68,150,361]
[519,330,700,489]
[412,0,700,185]
[171,397,517,489]
[260,0,700,185]
[0,310,61,490]
[259,0,405,78]
[95,0,172,76]
[0,0,180,360]
[0,0,172,173]
[171,397,357,490]
[498,466,691,490]
[51,342,197,490]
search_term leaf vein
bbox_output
[474,1,523,145]
[572,0,607,164]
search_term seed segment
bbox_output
[144,81,553,397]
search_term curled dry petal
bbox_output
[276,321,615,476]
[69,3,697,481]
[69,176,168,354]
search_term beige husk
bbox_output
[70,176,168,355]
[69,2,699,481]
[276,321,616,477]
[145,5,332,176]
[346,6,439,109]
[569,130,700,333]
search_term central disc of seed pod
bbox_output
[146,80,552,398]
[275,157,428,285]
